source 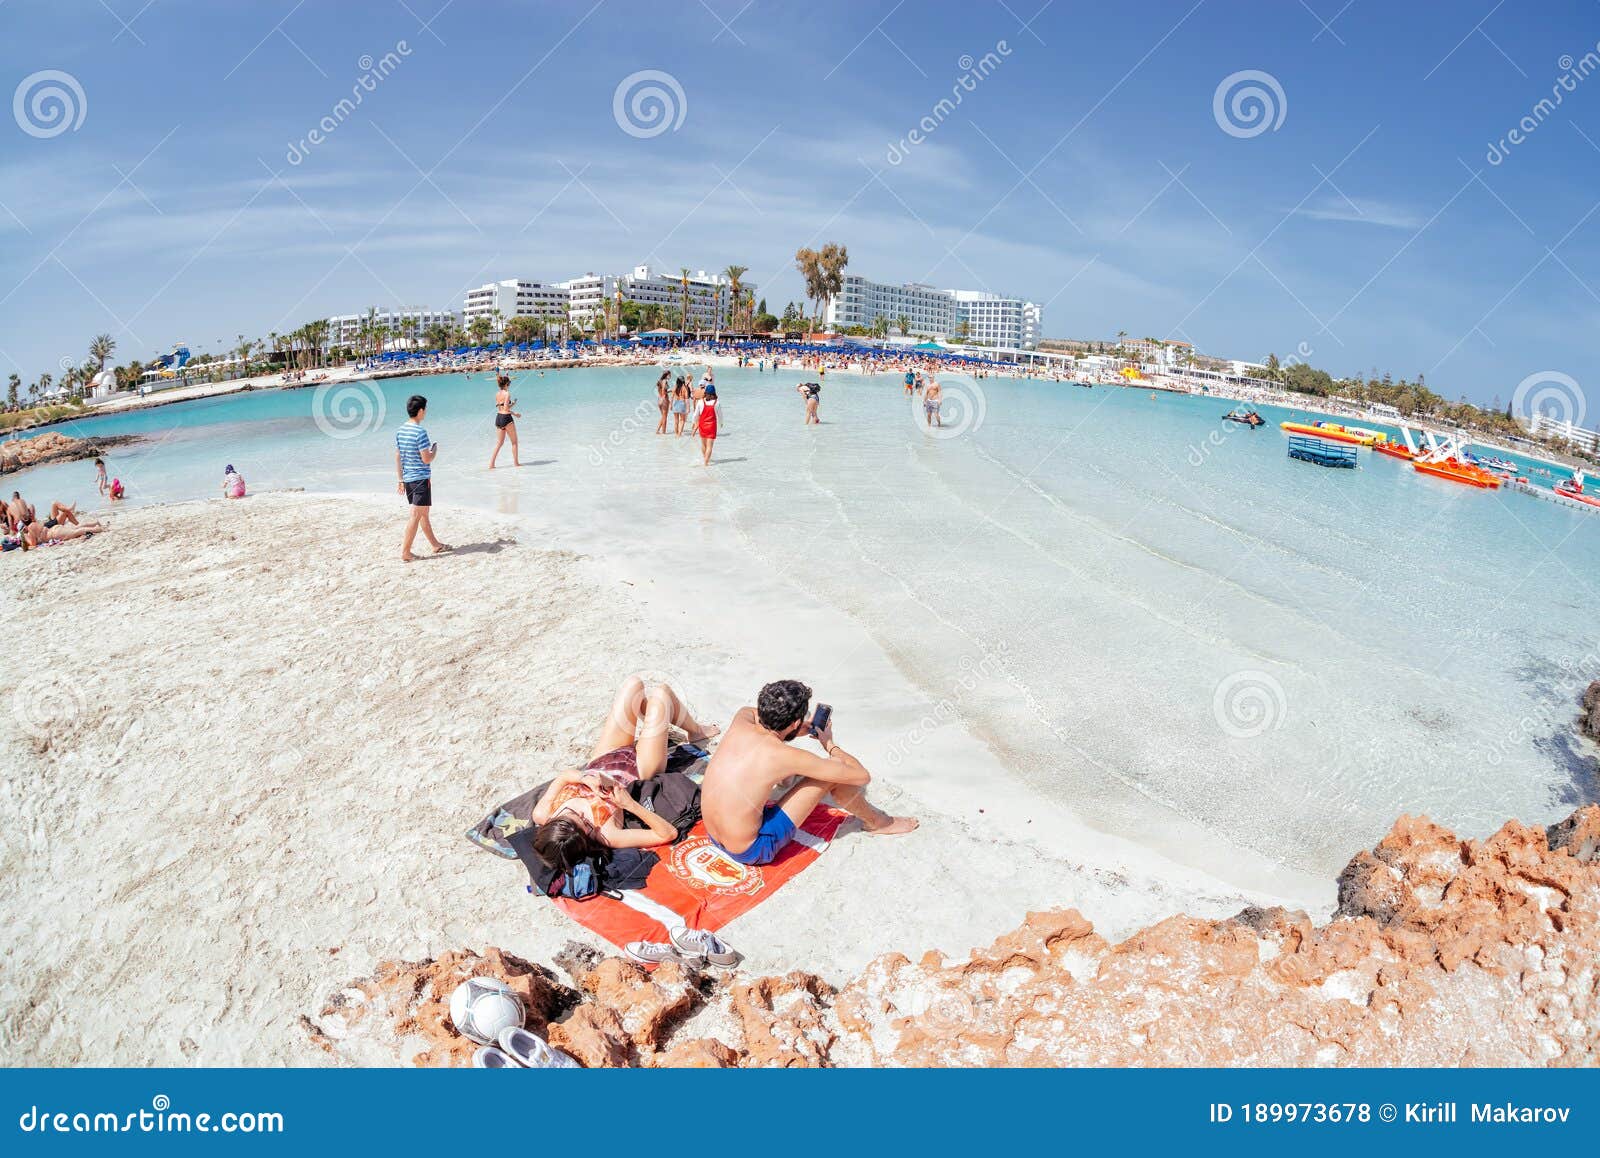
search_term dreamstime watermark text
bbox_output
[17,1094,283,1135]
[885,42,1012,165]
[286,42,413,165]
[1486,46,1600,165]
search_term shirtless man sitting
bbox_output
[702,679,916,866]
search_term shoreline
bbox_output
[14,349,1589,479]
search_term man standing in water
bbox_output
[702,679,916,866]
[395,394,451,562]
[924,376,943,427]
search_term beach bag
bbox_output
[628,770,702,840]
[557,859,602,901]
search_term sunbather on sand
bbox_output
[530,676,721,874]
[23,518,105,546]
[702,679,916,866]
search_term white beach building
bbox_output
[561,265,750,332]
[825,276,955,337]
[951,291,1041,350]
[461,280,572,335]
[326,307,458,351]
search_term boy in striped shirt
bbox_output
[396,394,450,562]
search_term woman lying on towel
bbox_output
[531,676,720,874]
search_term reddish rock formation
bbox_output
[1581,680,1600,744]
[310,806,1600,1067]
[0,431,138,476]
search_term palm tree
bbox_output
[88,333,116,375]
[896,314,910,336]
[7,372,20,409]
[723,264,748,334]
[679,268,693,336]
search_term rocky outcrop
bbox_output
[310,806,1600,1067]
[0,432,139,476]
[1580,681,1600,744]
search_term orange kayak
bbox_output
[1413,458,1502,488]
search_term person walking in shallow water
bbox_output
[671,376,691,436]
[488,373,521,469]
[924,376,943,428]
[396,394,451,562]
[655,371,671,434]
[697,384,720,465]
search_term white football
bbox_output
[448,977,525,1046]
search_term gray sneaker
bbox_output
[625,940,688,966]
[670,927,742,969]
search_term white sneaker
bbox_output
[472,1046,517,1068]
[497,1025,580,1069]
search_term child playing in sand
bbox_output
[222,464,246,499]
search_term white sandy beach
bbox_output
[0,492,1308,1066]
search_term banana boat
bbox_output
[1279,420,1387,446]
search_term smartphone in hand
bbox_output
[809,703,832,736]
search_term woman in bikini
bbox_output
[489,373,521,469]
[670,377,691,436]
[530,676,720,874]
[655,371,671,435]
[797,381,820,425]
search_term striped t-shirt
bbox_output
[396,421,432,481]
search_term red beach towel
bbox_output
[551,806,850,950]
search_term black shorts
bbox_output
[495,413,514,429]
[403,479,432,507]
[43,518,58,529]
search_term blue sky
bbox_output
[2,0,1598,405]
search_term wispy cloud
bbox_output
[1291,197,1422,229]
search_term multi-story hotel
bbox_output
[950,291,1042,350]
[562,265,750,331]
[461,279,572,332]
[325,307,458,351]
[824,276,955,337]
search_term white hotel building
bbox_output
[461,279,572,332]
[825,276,955,338]
[824,277,1042,349]
[326,307,457,351]
[951,291,1042,350]
[562,265,749,331]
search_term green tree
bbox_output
[7,373,19,409]
[896,314,910,336]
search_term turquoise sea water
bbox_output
[11,367,1599,882]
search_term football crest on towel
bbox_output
[671,836,765,896]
